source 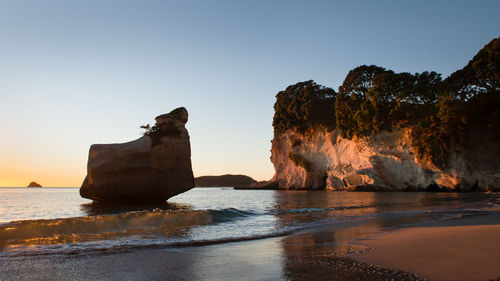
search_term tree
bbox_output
[273,80,336,134]
[338,65,388,99]
[443,36,499,102]
[439,36,500,132]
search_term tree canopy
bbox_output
[272,36,500,167]
[273,80,336,134]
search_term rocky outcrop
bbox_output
[27,182,42,187]
[80,107,195,203]
[195,174,256,187]
[268,128,500,191]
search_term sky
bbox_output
[0,0,499,187]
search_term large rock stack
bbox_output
[80,107,195,203]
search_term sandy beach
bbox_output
[0,233,422,281]
[353,212,500,281]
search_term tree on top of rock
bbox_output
[273,80,336,134]
[443,36,500,101]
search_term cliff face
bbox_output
[269,128,500,191]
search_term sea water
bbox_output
[0,187,499,257]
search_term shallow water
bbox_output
[0,187,499,256]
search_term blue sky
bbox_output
[1,0,499,186]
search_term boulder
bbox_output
[80,107,194,203]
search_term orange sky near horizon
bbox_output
[0,163,86,187]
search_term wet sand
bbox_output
[353,212,500,281]
[0,235,423,281]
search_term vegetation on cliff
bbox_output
[273,81,336,134]
[273,37,500,168]
[141,107,188,146]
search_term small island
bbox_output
[195,174,256,187]
[27,182,42,188]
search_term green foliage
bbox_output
[273,80,336,134]
[438,37,500,134]
[141,124,162,146]
[272,36,500,168]
[443,37,499,102]
[141,123,183,147]
[335,65,442,139]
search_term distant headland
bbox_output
[195,174,256,187]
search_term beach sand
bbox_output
[0,234,423,281]
[353,212,500,281]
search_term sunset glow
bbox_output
[1,1,499,187]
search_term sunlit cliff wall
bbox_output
[269,128,500,191]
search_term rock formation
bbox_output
[80,107,195,203]
[195,174,256,187]
[268,128,500,191]
[266,37,500,192]
[27,182,42,187]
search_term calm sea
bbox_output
[0,187,499,257]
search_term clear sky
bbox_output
[0,0,499,187]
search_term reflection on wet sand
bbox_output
[278,223,425,280]
[271,191,487,281]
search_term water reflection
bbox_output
[80,201,191,216]
[272,191,500,280]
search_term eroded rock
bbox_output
[268,128,500,191]
[80,107,194,203]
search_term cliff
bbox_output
[80,107,195,203]
[267,37,499,192]
[269,128,500,191]
[195,174,256,187]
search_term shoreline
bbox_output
[1,232,424,281]
[1,209,499,280]
[352,212,500,281]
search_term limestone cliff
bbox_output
[269,128,500,191]
[80,107,195,203]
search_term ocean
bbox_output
[0,187,499,258]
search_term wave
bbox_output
[208,208,258,221]
[0,210,210,248]
[2,194,498,258]
[0,207,266,250]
